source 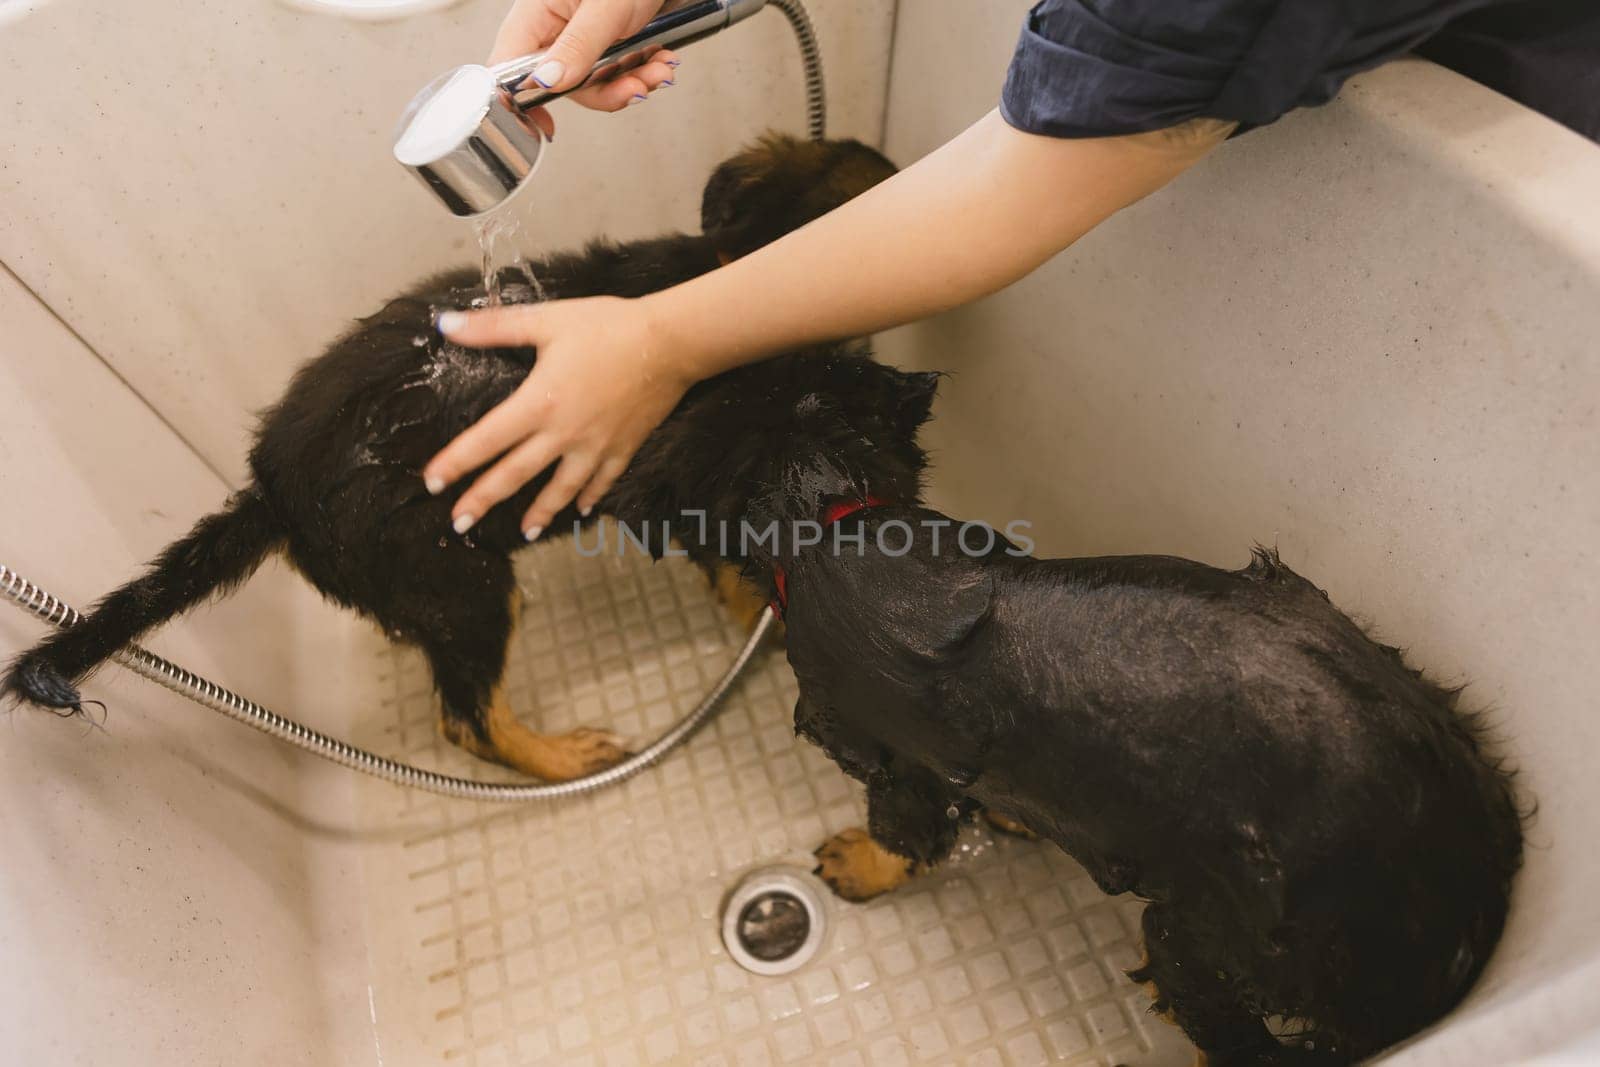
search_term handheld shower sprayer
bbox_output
[394,0,769,217]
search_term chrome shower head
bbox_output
[394,0,767,217]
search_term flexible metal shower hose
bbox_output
[0,563,775,801]
[771,0,827,141]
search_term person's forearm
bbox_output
[646,109,1232,380]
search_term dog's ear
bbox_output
[699,154,753,240]
[895,371,941,435]
[700,135,800,257]
[701,135,898,261]
[833,363,938,437]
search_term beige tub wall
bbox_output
[0,264,386,1063]
[878,1,1600,1061]
[0,0,895,485]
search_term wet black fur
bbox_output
[776,506,1524,1065]
[1,134,915,756]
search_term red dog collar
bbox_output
[770,496,887,617]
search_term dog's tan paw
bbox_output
[444,702,633,782]
[813,828,915,902]
[983,809,1039,840]
[536,726,631,782]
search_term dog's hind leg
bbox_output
[710,563,775,632]
[1130,905,1287,1067]
[815,754,967,901]
[408,555,629,782]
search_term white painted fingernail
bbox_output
[435,311,464,334]
[532,60,564,89]
[453,513,476,535]
[579,504,593,518]
[628,94,648,107]
[424,475,445,495]
[523,525,543,542]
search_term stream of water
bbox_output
[474,205,545,307]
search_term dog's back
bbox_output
[249,238,726,605]
[780,510,1523,1062]
[996,549,1523,1057]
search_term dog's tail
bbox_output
[3,489,283,713]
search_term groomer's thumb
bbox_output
[534,0,645,91]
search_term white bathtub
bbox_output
[2,1,1596,1063]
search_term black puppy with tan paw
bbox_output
[755,489,1523,1064]
[3,134,908,781]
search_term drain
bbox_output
[722,867,828,975]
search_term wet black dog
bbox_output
[3,133,931,781]
[763,501,1523,1065]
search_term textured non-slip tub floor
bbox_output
[354,542,1196,1067]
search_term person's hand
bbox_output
[423,297,693,539]
[491,0,680,139]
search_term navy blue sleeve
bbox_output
[1417,0,1600,143]
[1001,0,1502,138]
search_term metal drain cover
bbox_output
[722,867,828,975]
